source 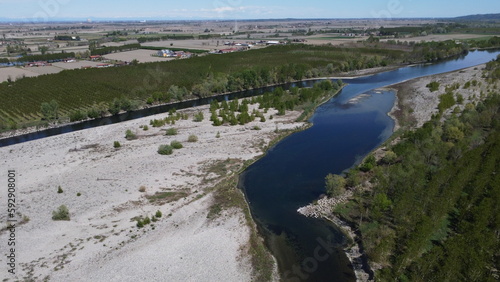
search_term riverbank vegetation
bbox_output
[0,43,439,131]
[329,58,500,281]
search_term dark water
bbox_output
[239,49,500,282]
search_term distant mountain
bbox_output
[453,13,500,21]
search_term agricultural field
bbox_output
[0,44,408,128]
[103,49,174,63]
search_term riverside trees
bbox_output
[331,70,500,280]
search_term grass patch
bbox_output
[145,189,189,204]
[165,127,178,135]
[157,144,173,155]
[170,140,183,149]
[187,134,198,142]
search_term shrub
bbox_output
[187,134,198,142]
[426,81,440,92]
[143,216,151,225]
[77,192,81,197]
[69,110,87,122]
[359,155,376,172]
[165,128,178,135]
[52,205,70,221]
[325,174,346,197]
[143,125,149,131]
[382,150,397,164]
[113,141,121,148]
[170,140,183,149]
[158,145,173,155]
[125,129,137,140]
[193,111,204,122]
[438,92,456,113]
[57,186,63,193]
[136,219,144,228]
[252,125,261,130]
[155,210,162,218]
[216,131,221,138]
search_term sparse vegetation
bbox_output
[57,186,63,194]
[155,210,162,218]
[170,140,183,149]
[165,128,178,136]
[157,145,173,155]
[125,129,137,140]
[193,111,204,122]
[113,141,121,148]
[426,81,440,92]
[187,134,198,142]
[52,205,70,221]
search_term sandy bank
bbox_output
[0,101,305,281]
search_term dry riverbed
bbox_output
[0,101,305,281]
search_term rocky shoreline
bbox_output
[297,194,374,282]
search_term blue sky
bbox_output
[0,0,499,21]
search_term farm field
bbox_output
[103,49,174,63]
[0,44,408,127]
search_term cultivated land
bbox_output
[0,100,304,281]
[103,49,174,63]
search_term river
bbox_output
[1,49,500,281]
[239,49,500,282]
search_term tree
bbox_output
[40,100,59,121]
[39,46,49,55]
[325,174,346,197]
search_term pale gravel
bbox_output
[0,100,303,281]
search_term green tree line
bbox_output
[331,65,500,280]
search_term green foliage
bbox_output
[125,129,137,140]
[165,128,178,135]
[359,155,376,172]
[77,192,81,197]
[57,186,63,194]
[251,126,261,130]
[170,140,183,149]
[136,219,144,228]
[90,43,140,56]
[69,110,87,122]
[426,81,440,92]
[382,150,397,164]
[337,92,500,281]
[0,44,406,126]
[325,173,346,197]
[17,52,76,63]
[157,145,173,155]
[40,100,59,121]
[187,134,198,142]
[193,111,204,122]
[155,210,162,218]
[438,92,456,113]
[52,205,70,221]
[113,141,121,148]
